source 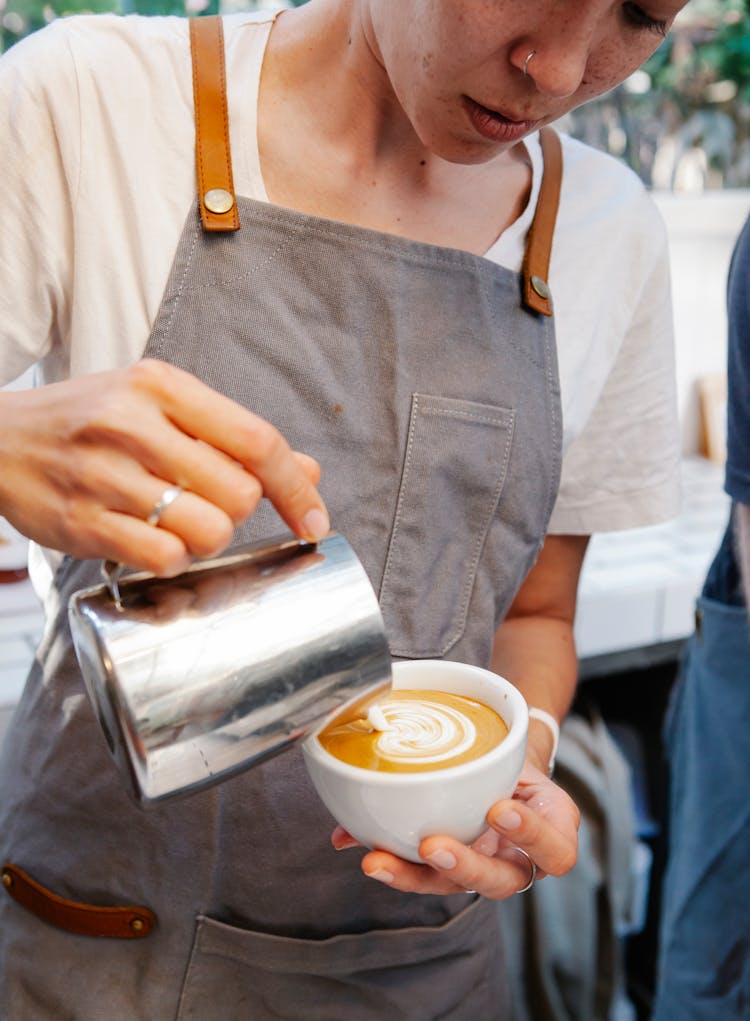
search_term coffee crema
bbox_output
[318,687,508,773]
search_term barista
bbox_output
[0,2,684,1017]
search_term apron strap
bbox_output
[189,15,240,233]
[521,127,563,317]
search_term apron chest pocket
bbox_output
[379,394,515,659]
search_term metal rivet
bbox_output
[130,917,145,932]
[2,871,12,889]
[203,188,234,215]
[530,275,550,300]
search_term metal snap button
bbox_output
[204,188,234,214]
[2,870,12,889]
[130,917,145,933]
[530,275,550,300]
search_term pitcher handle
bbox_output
[102,561,125,609]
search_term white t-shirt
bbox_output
[0,12,680,557]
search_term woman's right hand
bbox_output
[0,359,329,575]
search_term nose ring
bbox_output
[523,50,536,77]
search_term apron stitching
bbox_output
[151,218,202,358]
[175,919,204,1021]
[184,234,300,292]
[425,408,510,427]
[539,316,563,528]
[445,408,516,655]
[483,276,546,371]
[548,326,563,516]
[378,394,420,605]
[189,197,520,283]
[187,239,513,289]
[387,399,517,659]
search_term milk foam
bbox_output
[371,698,476,765]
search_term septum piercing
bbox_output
[523,50,536,77]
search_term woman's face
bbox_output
[364,0,689,163]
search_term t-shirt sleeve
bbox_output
[547,204,681,534]
[0,20,79,384]
[725,215,750,506]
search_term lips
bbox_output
[463,96,538,144]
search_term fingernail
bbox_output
[364,868,394,884]
[425,850,457,870]
[302,508,329,542]
[494,809,522,831]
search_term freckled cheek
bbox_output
[585,41,652,94]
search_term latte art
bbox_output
[371,699,477,765]
[318,687,509,773]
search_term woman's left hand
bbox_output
[331,761,579,898]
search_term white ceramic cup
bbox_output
[302,658,529,863]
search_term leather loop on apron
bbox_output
[521,127,562,316]
[1,862,155,939]
[189,15,240,233]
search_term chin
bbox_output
[431,138,517,166]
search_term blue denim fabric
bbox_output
[653,528,750,1020]
[703,515,745,608]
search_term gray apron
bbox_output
[0,27,562,1021]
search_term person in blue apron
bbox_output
[0,3,685,1018]
[653,214,750,1021]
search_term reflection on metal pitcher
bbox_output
[68,533,392,807]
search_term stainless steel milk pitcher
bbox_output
[68,533,392,806]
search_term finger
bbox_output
[139,434,265,527]
[68,452,241,563]
[69,508,192,577]
[331,826,362,850]
[487,794,578,878]
[293,451,322,486]
[360,849,466,896]
[233,423,329,543]
[138,483,236,560]
[417,837,534,900]
[143,445,319,530]
[136,361,330,541]
[469,829,545,883]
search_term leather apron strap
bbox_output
[522,127,563,317]
[189,15,240,232]
[188,16,563,315]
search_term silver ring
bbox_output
[523,50,536,77]
[511,846,537,894]
[146,485,183,527]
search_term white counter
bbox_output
[575,456,729,671]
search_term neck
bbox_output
[257,0,532,255]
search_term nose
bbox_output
[525,50,588,98]
[512,21,595,99]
